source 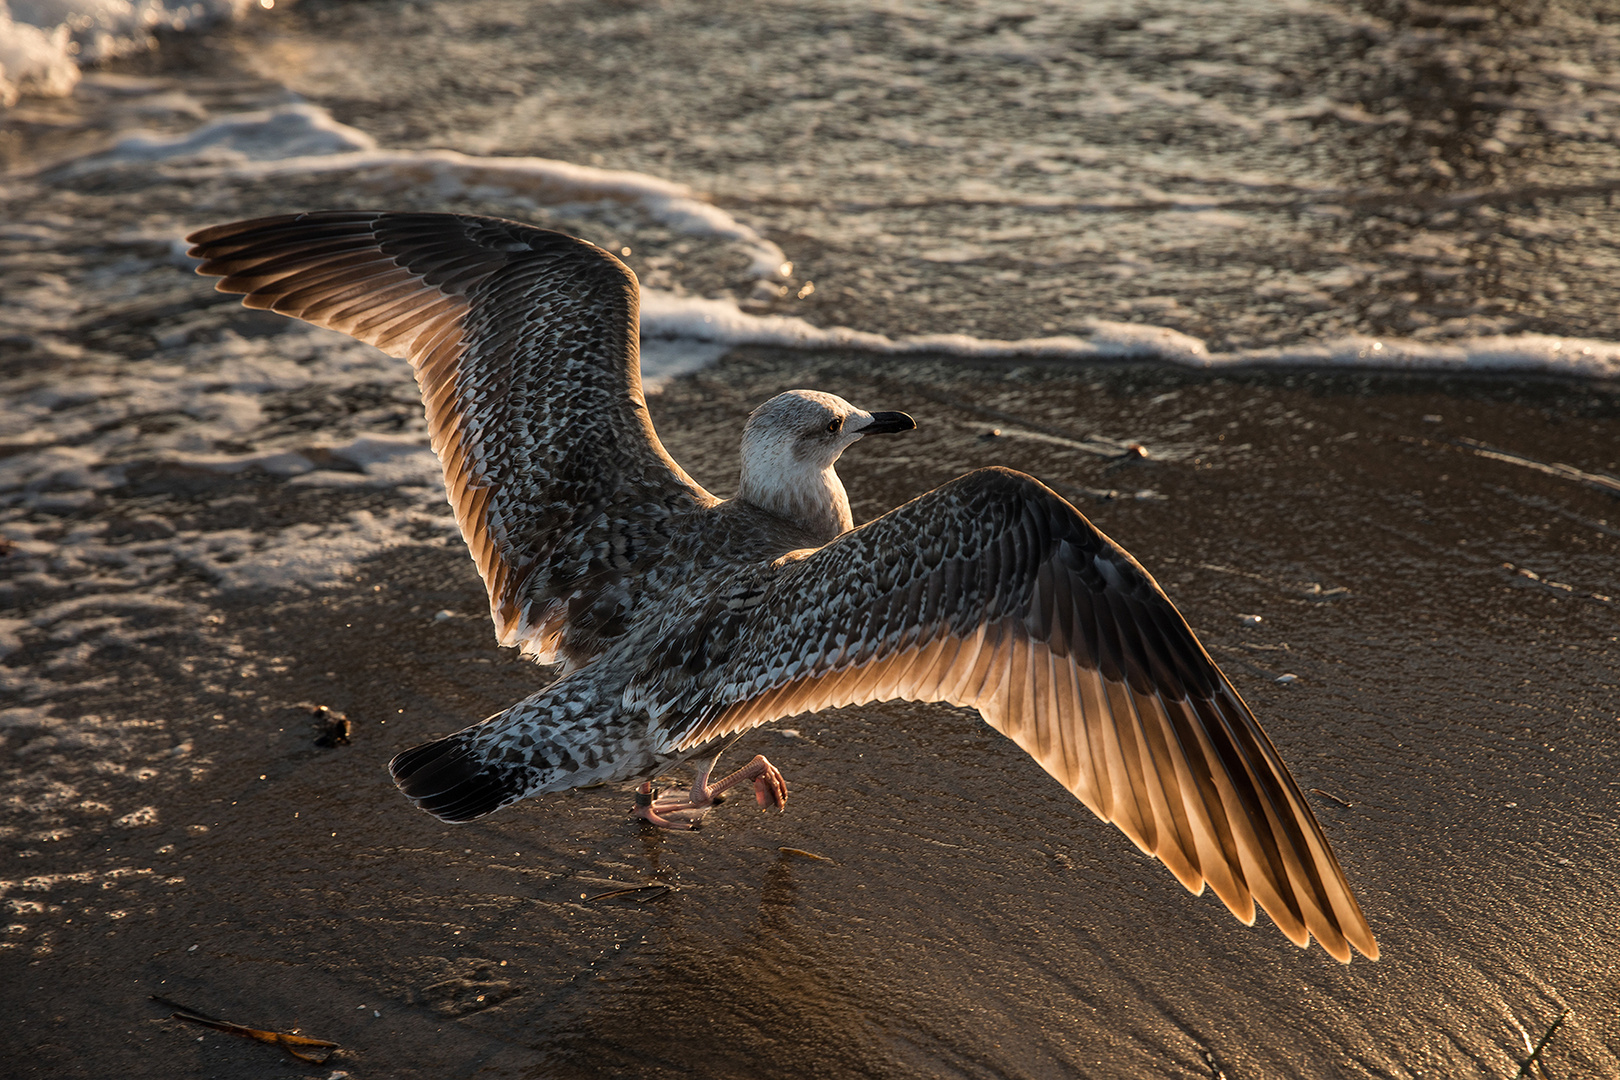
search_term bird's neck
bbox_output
[737,461,853,543]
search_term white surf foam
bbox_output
[100,100,377,162]
[1230,334,1620,378]
[74,103,792,283]
[0,0,252,106]
[55,101,1620,380]
[638,292,1217,368]
[638,295,1620,378]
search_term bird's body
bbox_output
[387,484,858,807]
[187,210,1378,963]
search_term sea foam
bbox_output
[0,0,252,106]
[77,103,792,284]
[74,101,1617,382]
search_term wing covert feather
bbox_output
[187,211,714,665]
[672,467,1376,961]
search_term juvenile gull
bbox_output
[187,211,1378,963]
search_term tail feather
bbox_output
[389,732,531,823]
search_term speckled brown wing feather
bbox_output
[669,467,1376,963]
[186,211,714,664]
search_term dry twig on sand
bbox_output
[152,995,339,1064]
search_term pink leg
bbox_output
[701,753,788,810]
[631,753,787,830]
[631,780,698,830]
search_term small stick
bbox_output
[585,884,673,902]
[1513,1007,1571,1080]
[779,847,835,863]
[869,376,1137,459]
[1310,788,1354,809]
[152,995,338,1064]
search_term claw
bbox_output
[753,760,787,810]
[630,781,701,830]
[628,755,788,827]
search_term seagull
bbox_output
[186,211,1378,962]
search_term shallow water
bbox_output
[262,0,1620,352]
[3,2,1620,1077]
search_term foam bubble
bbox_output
[0,1,252,107]
[0,9,77,106]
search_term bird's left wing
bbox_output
[187,212,714,665]
[669,467,1377,962]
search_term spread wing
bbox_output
[187,211,714,665]
[671,467,1377,962]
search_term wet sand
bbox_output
[4,350,1617,1078]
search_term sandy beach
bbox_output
[3,2,1619,1077]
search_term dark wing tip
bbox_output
[389,733,526,824]
[928,468,1383,959]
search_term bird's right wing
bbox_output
[187,212,714,664]
[670,467,1376,962]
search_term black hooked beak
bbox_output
[858,411,916,435]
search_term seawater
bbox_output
[3,0,1619,599]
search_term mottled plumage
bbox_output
[187,211,1377,963]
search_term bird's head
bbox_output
[742,389,915,473]
[737,389,915,539]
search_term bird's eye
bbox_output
[826,418,842,433]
